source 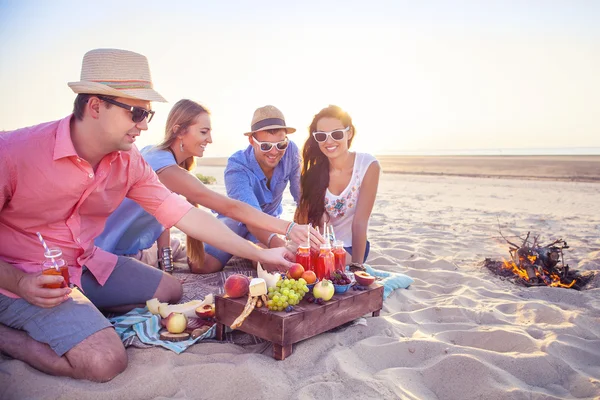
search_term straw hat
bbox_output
[68,48,167,102]
[243,105,296,136]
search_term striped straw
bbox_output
[36,232,59,270]
[307,224,310,248]
[330,225,337,242]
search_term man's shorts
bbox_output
[0,256,164,356]
[204,215,260,266]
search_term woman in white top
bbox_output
[296,105,380,264]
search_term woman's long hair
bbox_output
[157,99,210,267]
[295,105,356,227]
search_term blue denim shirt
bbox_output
[223,140,301,217]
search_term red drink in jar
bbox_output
[295,246,311,271]
[315,244,334,281]
[333,240,346,271]
[310,248,319,272]
[41,248,70,289]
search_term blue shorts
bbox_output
[344,240,371,263]
[204,215,260,266]
[0,256,163,356]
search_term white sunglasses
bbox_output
[312,126,350,143]
[252,136,289,152]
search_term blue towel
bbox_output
[347,264,413,299]
[109,307,215,354]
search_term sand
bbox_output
[2,156,599,400]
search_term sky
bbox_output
[1,0,599,156]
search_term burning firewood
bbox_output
[484,227,594,290]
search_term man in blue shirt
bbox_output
[204,105,301,270]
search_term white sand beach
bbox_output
[1,157,599,400]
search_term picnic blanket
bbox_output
[362,264,414,299]
[110,308,215,354]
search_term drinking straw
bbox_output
[330,225,337,243]
[323,222,327,243]
[36,232,59,270]
[307,224,310,248]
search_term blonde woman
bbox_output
[96,99,319,273]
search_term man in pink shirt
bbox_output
[0,48,293,382]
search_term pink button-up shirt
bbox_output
[0,115,193,298]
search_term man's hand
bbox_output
[16,273,71,308]
[258,246,294,273]
[290,224,325,251]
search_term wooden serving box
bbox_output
[215,283,384,360]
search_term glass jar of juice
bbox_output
[315,243,335,281]
[295,245,311,271]
[333,240,346,271]
[42,248,70,289]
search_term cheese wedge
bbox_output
[249,278,267,297]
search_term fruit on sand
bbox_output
[165,312,188,334]
[287,263,305,280]
[313,279,335,301]
[354,271,376,286]
[146,298,161,315]
[224,274,250,298]
[195,304,215,318]
[301,270,317,284]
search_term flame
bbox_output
[501,258,576,288]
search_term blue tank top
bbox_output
[95,146,177,255]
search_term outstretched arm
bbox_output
[174,207,293,267]
[157,165,322,248]
[351,161,380,263]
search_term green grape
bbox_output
[298,278,307,285]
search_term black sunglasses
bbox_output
[252,136,289,152]
[97,96,155,123]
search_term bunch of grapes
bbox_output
[331,269,352,285]
[267,278,309,312]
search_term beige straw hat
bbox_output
[243,105,296,136]
[68,48,167,102]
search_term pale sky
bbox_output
[1,0,599,156]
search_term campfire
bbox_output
[484,232,593,290]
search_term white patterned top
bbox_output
[324,152,378,246]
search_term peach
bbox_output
[224,274,250,298]
[287,263,305,280]
[195,304,215,318]
[354,271,376,286]
[301,270,317,284]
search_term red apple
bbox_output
[224,274,250,298]
[287,263,305,280]
[195,304,215,318]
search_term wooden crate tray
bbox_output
[215,283,383,360]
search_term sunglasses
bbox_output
[252,136,289,152]
[97,96,155,123]
[312,126,350,143]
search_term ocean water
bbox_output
[377,147,600,156]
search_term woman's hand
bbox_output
[16,273,71,308]
[258,246,295,273]
[290,224,325,251]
